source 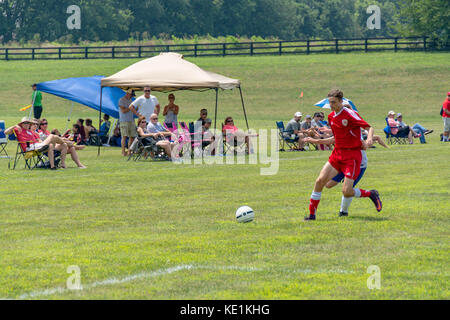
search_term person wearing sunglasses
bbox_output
[197,109,208,125]
[129,86,161,122]
[222,116,258,154]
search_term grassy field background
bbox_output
[0,52,449,299]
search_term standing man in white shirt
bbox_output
[129,86,161,121]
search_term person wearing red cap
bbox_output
[442,92,450,142]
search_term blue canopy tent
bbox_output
[36,76,127,119]
[314,98,358,112]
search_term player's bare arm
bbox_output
[304,136,335,145]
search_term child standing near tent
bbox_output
[31,84,43,119]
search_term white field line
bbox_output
[4,265,448,300]
[6,264,348,300]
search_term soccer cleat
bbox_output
[369,190,382,212]
[304,214,316,221]
[339,211,348,217]
[424,130,433,135]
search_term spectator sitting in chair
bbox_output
[146,114,179,159]
[300,115,320,139]
[202,118,218,154]
[136,116,165,153]
[99,114,111,144]
[5,117,69,170]
[66,124,83,145]
[387,111,417,144]
[312,112,333,137]
[109,124,122,147]
[197,108,209,125]
[285,112,306,150]
[84,119,98,141]
[223,116,258,154]
[319,112,328,126]
[39,119,86,168]
[76,119,87,145]
[396,113,432,144]
[301,115,312,131]
[388,111,419,144]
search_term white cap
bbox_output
[396,113,402,117]
[388,110,396,116]
[294,112,302,117]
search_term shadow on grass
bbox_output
[347,216,389,222]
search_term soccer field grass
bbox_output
[0,52,449,299]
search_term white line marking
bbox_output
[15,265,194,300]
[4,265,447,300]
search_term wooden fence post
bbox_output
[85,47,88,59]
[365,38,368,52]
[5,48,8,61]
[59,47,62,59]
[194,44,198,57]
[279,41,282,55]
[307,40,310,55]
[423,37,427,51]
[112,46,115,59]
[250,42,254,56]
[223,43,226,57]
[138,46,142,58]
[394,38,398,52]
[335,39,339,54]
[32,48,35,60]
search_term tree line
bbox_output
[0,0,448,45]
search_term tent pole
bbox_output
[239,86,249,130]
[98,86,103,156]
[106,118,117,146]
[214,88,219,131]
[65,102,74,132]
[29,91,37,119]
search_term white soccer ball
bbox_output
[236,206,255,223]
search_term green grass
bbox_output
[0,52,449,300]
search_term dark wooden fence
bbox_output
[0,36,447,61]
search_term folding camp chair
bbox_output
[178,121,202,158]
[188,122,213,157]
[384,118,407,145]
[276,121,298,151]
[222,123,248,156]
[163,122,178,134]
[128,137,169,162]
[9,129,61,170]
[0,120,9,159]
[88,131,101,146]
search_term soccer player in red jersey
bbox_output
[305,89,382,221]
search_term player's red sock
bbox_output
[309,199,320,216]
[309,191,322,216]
[354,188,371,198]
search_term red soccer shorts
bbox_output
[328,148,362,181]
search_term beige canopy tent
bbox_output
[101,52,240,91]
[98,53,249,149]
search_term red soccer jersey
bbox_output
[328,107,370,149]
[443,99,450,118]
